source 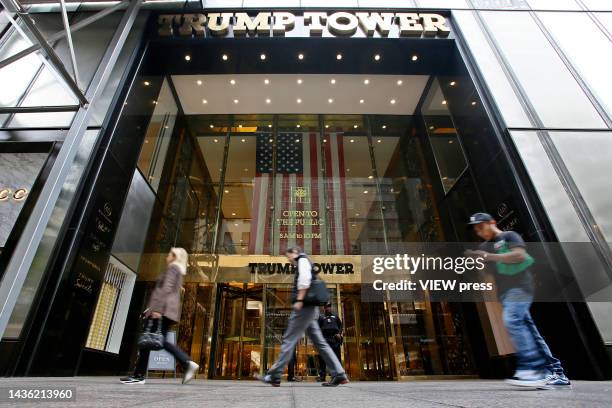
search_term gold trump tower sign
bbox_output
[158,11,451,38]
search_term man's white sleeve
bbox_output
[297,258,312,289]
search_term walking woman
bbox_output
[120,248,199,385]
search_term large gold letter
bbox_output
[420,13,450,37]
[207,13,232,36]
[327,12,359,37]
[234,12,271,36]
[273,12,295,36]
[304,12,328,36]
[157,15,175,36]
[356,12,395,36]
[178,13,207,37]
[396,13,423,37]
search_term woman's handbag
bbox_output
[137,318,164,350]
[303,276,330,306]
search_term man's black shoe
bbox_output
[321,374,349,387]
[255,373,281,387]
[120,375,145,384]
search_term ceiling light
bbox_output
[336,53,342,60]
[268,124,272,128]
[359,99,364,104]
[364,79,370,85]
[390,99,396,104]
[260,53,266,60]
[368,175,373,179]
[297,78,303,84]
[264,79,270,84]
[231,212,236,216]
[297,98,302,103]
[238,124,243,128]
[352,224,356,227]
[202,99,208,104]
[429,126,435,130]
[296,124,301,128]
[196,80,202,86]
[266,98,271,104]
[353,125,358,129]
[355,213,360,216]
[241,138,246,142]
[295,138,300,142]
[330,79,336,84]
[377,139,382,143]
[323,138,327,142]
[234,223,238,227]
[210,124,214,128]
[213,138,218,142]
[449,140,454,144]
[224,190,229,193]
[298,53,304,60]
[152,100,157,105]
[350,139,355,142]
[450,81,456,86]
[328,98,333,103]
[374,54,381,61]
[411,55,418,61]
[363,190,369,194]
[325,125,329,129]
[397,80,403,85]
[184,55,191,61]
[222,54,228,60]
[230,79,236,85]
[382,125,387,129]
[234,99,239,104]
[472,101,477,106]
[269,138,273,143]
[442,100,447,105]
[143,81,150,86]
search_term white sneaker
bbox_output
[505,370,553,389]
[182,361,199,384]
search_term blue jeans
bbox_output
[500,288,564,375]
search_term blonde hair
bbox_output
[170,247,188,275]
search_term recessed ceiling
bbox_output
[172,74,429,115]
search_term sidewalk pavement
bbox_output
[1,377,611,408]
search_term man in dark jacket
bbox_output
[317,303,343,382]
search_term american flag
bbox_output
[248,131,351,255]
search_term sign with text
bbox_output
[158,11,451,39]
[0,152,47,247]
[148,331,177,371]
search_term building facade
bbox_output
[0,0,611,380]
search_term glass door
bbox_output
[213,283,263,379]
[341,285,395,380]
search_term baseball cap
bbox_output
[467,212,494,225]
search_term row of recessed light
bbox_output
[195,78,405,86]
[202,97,399,105]
[183,53,419,62]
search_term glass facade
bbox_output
[0,3,611,381]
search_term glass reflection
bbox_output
[422,78,468,194]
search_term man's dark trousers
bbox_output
[319,339,341,379]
